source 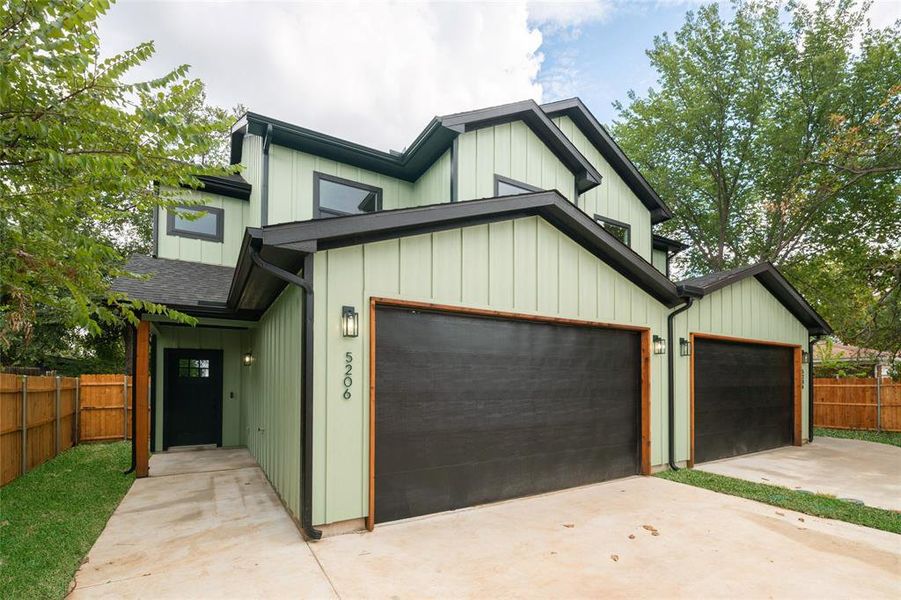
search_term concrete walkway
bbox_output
[72,448,901,599]
[70,448,336,599]
[696,437,901,511]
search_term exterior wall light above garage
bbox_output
[242,351,254,366]
[342,306,359,337]
[680,338,691,357]
[653,335,667,355]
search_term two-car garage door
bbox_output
[373,305,643,524]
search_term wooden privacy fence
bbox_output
[813,377,901,432]
[1,374,133,486]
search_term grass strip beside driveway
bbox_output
[657,468,901,535]
[814,427,901,447]
[0,442,134,600]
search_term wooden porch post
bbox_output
[135,320,151,478]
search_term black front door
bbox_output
[374,306,642,524]
[164,349,223,449]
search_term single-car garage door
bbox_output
[373,305,642,524]
[693,337,796,464]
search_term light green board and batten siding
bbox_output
[553,115,653,261]
[240,285,304,519]
[307,216,812,527]
[156,189,250,267]
[151,325,244,451]
[651,248,668,274]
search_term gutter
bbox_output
[667,297,694,471]
[808,335,824,442]
[248,246,322,540]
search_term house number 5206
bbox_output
[343,352,353,399]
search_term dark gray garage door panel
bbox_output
[694,338,794,463]
[374,306,641,523]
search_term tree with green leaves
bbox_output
[0,0,234,367]
[612,0,900,355]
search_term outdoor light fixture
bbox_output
[802,350,809,363]
[242,351,254,366]
[652,335,667,355]
[342,305,359,337]
[679,337,691,357]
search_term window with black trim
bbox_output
[594,214,631,247]
[167,205,224,242]
[314,172,382,218]
[494,174,542,197]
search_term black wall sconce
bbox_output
[342,305,359,337]
[652,335,667,355]
[242,351,254,366]
[802,350,809,363]
[679,337,691,357]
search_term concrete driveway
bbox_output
[696,437,901,511]
[72,449,900,599]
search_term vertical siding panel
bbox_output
[513,218,538,311]
[488,222,514,309]
[578,249,598,319]
[597,264,614,320]
[432,230,462,303]
[399,234,432,299]
[494,123,511,179]
[536,220,559,314]
[476,128,494,199]
[510,122,528,182]
[461,224,489,305]
[457,132,478,201]
[558,235,579,316]
[363,239,400,295]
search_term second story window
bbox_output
[594,215,631,247]
[314,173,382,218]
[494,174,541,197]
[167,205,224,242]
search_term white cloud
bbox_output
[99,0,549,151]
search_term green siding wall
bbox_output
[671,277,811,461]
[456,122,576,203]
[242,133,263,229]
[311,215,671,525]
[152,325,244,450]
[411,149,451,205]
[651,248,668,274]
[156,189,249,266]
[553,116,653,260]
[241,285,304,519]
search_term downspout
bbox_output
[248,246,322,540]
[808,335,823,442]
[261,124,273,226]
[667,298,694,471]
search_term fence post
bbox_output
[21,376,27,476]
[75,377,80,445]
[55,375,61,455]
[876,369,882,432]
[123,375,129,440]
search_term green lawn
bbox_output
[0,442,134,599]
[815,427,901,447]
[657,468,901,534]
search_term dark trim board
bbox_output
[366,297,652,531]
[689,332,802,466]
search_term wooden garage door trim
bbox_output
[367,297,652,531]
[689,332,802,467]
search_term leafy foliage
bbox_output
[0,0,235,361]
[613,0,901,354]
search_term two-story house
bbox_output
[114,98,830,538]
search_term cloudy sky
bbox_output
[99,0,900,152]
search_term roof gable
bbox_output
[541,98,673,224]
[229,100,603,194]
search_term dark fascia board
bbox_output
[652,233,689,254]
[258,191,681,308]
[677,263,832,335]
[192,174,252,201]
[228,101,603,193]
[227,227,308,313]
[439,100,602,193]
[541,98,673,224]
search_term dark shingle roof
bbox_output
[677,264,759,290]
[112,255,234,309]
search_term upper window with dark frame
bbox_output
[494,174,542,197]
[167,205,224,242]
[314,172,382,218]
[594,214,631,247]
